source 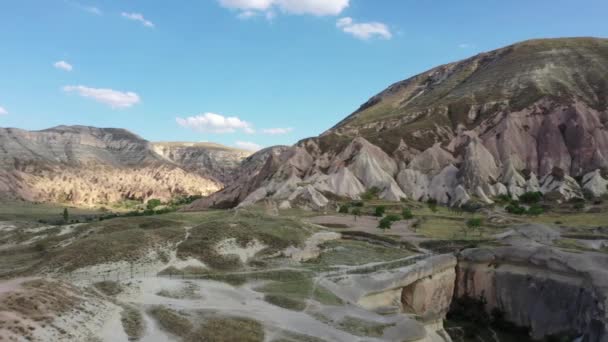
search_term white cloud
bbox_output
[237,10,259,19]
[82,5,101,15]
[337,17,392,40]
[458,43,476,49]
[63,85,141,109]
[262,127,293,135]
[219,0,348,18]
[0,106,8,115]
[176,113,255,134]
[121,12,154,28]
[54,60,73,72]
[235,141,263,151]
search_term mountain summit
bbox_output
[192,37,608,209]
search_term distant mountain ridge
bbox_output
[0,125,250,206]
[190,37,608,210]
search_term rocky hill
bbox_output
[0,126,248,206]
[190,37,608,210]
[152,142,251,183]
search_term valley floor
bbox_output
[0,200,606,341]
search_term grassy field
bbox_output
[0,200,103,221]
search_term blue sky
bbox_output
[0,0,607,151]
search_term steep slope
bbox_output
[0,126,246,206]
[192,37,608,209]
[152,142,251,183]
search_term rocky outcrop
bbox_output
[583,169,608,198]
[456,245,608,341]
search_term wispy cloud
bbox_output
[63,85,141,109]
[82,5,102,15]
[0,106,8,115]
[176,113,255,134]
[337,17,392,40]
[219,0,349,18]
[69,2,103,15]
[54,60,73,72]
[235,141,263,151]
[262,127,293,135]
[121,12,154,28]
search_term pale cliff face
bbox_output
[0,126,244,206]
[151,142,251,183]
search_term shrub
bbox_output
[573,202,585,210]
[351,207,361,220]
[349,201,364,207]
[505,201,526,215]
[427,199,438,212]
[374,206,386,217]
[146,199,162,210]
[496,194,511,203]
[519,191,543,204]
[465,218,483,236]
[338,204,350,214]
[361,187,381,201]
[385,214,401,222]
[527,204,545,216]
[378,217,393,230]
[461,201,483,213]
[402,207,413,220]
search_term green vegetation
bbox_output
[256,273,342,309]
[190,317,264,342]
[148,306,193,338]
[272,330,327,342]
[337,316,395,337]
[338,204,350,214]
[427,199,438,213]
[519,192,543,204]
[62,208,69,222]
[177,211,310,271]
[505,201,544,216]
[361,187,381,201]
[307,240,412,267]
[351,207,361,221]
[465,218,483,236]
[402,207,413,220]
[374,206,386,217]
[121,305,145,341]
[147,198,162,210]
[264,294,306,311]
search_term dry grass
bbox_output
[121,305,145,341]
[188,317,265,342]
[93,281,122,296]
[148,306,193,338]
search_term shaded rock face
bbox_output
[0,126,239,206]
[455,246,608,341]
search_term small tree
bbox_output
[427,199,438,213]
[338,204,350,214]
[352,207,361,221]
[62,208,69,222]
[374,206,386,217]
[146,199,162,210]
[465,218,483,237]
[402,207,414,220]
[378,217,393,230]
